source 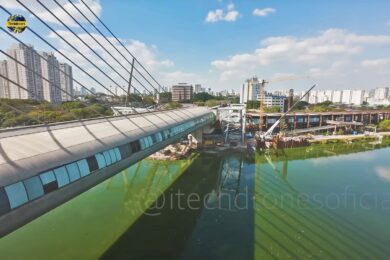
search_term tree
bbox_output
[264,106,281,113]
[246,100,260,109]
[292,101,309,111]
[378,120,390,131]
[193,92,214,102]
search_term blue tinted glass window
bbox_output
[24,176,44,200]
[77,159,90,177]
[148,137,153,146]
[114,148,122,161]
[109,149,117,163]
[40,171,56,184]
[5,182,28,209]
[54,167,70,187]
[103,151,112,165]
[139,138,145,150]
[66,163,81,182]
[95,153,106,169]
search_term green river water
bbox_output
[1,140,390,259]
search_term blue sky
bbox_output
[1,0,390,93]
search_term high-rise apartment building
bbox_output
[0,60,10,99]
[7,43,43,100]
[241,77,261,104]
[374,87,389,100]
[171,83,193,101]
[332,90,342,103]
[350,90,365,105]
[194,84,202,94]
[341,90,352,104]
[59,63,74,101]
[41,52,61,103]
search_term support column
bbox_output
[294,115,297,130]
[190,128,203,147]
[319,115,323,127]
[369,113,372,125]
[307,115,310,128]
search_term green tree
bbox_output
[378,120,390,131]
[246,100,260,109]
[193,92,214,102]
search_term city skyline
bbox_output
[0,43,74,103]
[0,0,389,93]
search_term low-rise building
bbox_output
[171,83,193,101]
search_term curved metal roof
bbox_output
[0,107,213,186]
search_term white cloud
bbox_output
[0,0,101,27]
[360,58,390,67]
[376,167,390,182]
[211,28,390,81]
[253,8,276,17]
[47,30,196,92]
[205,3,240,23]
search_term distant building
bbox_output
[171,83,193,101]
[350,90,365,105]
[41,52,61,103]
[332,90,342,103]
[194,84,202,94]
[59,63,74,101]
[7,43,44,100]
[0,60,10,99]
[258,92,286,110]
[374,87,389,100]
[341,90,352,104]
[241,77,261,104]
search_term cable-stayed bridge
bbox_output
[0,1,216,237]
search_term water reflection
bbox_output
[254,143,390,259]
[1,140,390,259]
[0,158,196,259]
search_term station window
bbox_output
[5,182,28,209]
[86,156,99,172]
[130,140,141,153]
[0,188,10,216]
[77,159,90,177]
[151,134,157,143]
[139,138,146,150]
[54,167,70,188]
[103,151,112,166]
[109,149,117,163]
[114,148,122,161]
[95,153,107,169]
[66,163,81,182]
[40,171,58,194]
[23,176,44,201]
[119,143,131,158]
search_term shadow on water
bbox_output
[101,155,222,259]
[102,153,256,260]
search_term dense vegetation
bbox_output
[378,120,390,131]
[0,99,113,128]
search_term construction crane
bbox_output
[257,75,310,132]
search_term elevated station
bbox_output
[0,107,215,237]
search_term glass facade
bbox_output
[24,176,44,201]
[0,112,215,215]
[5,182,28,209]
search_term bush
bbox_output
[378,120,390,131]
[166,101,182,109]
